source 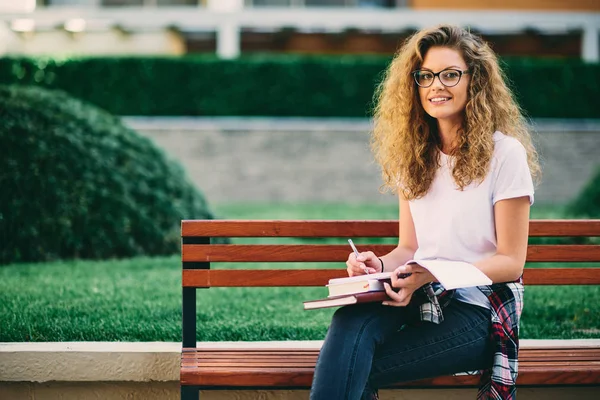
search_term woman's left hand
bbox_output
[382,264,435,307]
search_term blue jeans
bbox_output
[310,300,492,400]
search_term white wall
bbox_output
[0,0,36,12]
[2,29,186,56]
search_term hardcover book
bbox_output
[303,291,391,310]
[326,272,392,297]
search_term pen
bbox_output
[348,239,370,274]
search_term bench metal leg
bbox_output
[181,385,198,400]
[182,287,197,348]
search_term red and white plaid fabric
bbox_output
[415,279,524,400]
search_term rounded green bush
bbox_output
[0,85,216,264]
[569,166,600,218]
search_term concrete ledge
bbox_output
[0,341,179,383]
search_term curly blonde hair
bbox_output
[372,25,541,200]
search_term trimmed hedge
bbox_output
[0,85,217,265]
[0,55,598,118]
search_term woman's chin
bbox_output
[425,110,460,122]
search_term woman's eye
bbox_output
[420,73,433,81]
[443,71,460,79]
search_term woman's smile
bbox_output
[429,96,452,105]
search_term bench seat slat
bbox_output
[182,348,600,362]
[181,366,600,387]
[182,350,600,363]
[183,244,600,263]
[182,353,319,358]
[185,355,600,362]
[183,356,600,364]
[182,353,319,360]
[183,362,318,368]
[182,268,600,287]
[181,220,600,238]
[181,360,600,373]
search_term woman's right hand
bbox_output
[346,251,382,277]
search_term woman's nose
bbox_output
[431,75,445,90]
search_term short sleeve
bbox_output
[492,140,535,205]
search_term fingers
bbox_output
[400,264,412,275]
[346,254,365,277]
[358,251,380,273]
[382,282,412,307]
[346,251,378,276]
[346,259,361,277]
[390,266,411,288]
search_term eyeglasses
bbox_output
[412,68,470,88]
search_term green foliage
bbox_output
[0,55,598,118]
[568,166,600,218]
[501,58,600,119]
[0,85,216,264]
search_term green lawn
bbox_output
[0,202,598,342]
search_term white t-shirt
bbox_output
[408,131,534,309]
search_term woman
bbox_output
[310,25,540,400]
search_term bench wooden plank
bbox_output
[184,354,600,363]
[529,220,600,237]
[182,244,600,263]
[181,365,600,387]
[181,220,600,238]
[522,268,600,285]
[183,361,600,368]
[184,340,600,350]
[182,356,600,367]
[183,350,600,358]
[182,348,600,359]
[182,220,399,238]
[182,268,600,287]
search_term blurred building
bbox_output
[0,0,598,60]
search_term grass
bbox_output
[0,202,598,342]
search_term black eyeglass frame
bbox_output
[411,68,471,88]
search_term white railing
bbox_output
[1,7,599,61]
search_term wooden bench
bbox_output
[180,219,600,399]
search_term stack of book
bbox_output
[303,272,395,310]
[303,260,493,310]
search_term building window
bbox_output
[246,0,397,7]
[102,0,144,5]
[247,0,292,6]
[102,0,200,5]
[40,0,397,7]
[43,0,104,5]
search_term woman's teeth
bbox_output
[430,97,450,103]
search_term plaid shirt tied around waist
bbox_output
[413,280,524,400]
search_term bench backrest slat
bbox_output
[182,244,600,263]
[181,220,600,238]
[181,219,600,289]
[182,268,600,287]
